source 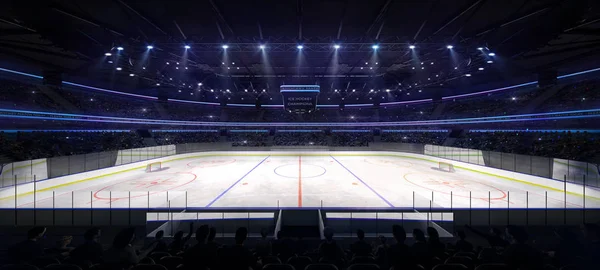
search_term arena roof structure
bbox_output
[2,0,600,105]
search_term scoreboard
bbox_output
[280,85,320,113]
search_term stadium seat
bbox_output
[158,256,183,270]
[61,258,92,270]
[559,265,583,270]
[305,263,339,270]
[432,264,468,270]
[262,264,295,270]
[347,264,380,270]
[139,257,156,265]
[478,249,502,264]
[0,265,39,270]
[445,256,474,270]
[34,257,61,268]
[454,252,476,260]
[149,252,170,262]
[287,256,312,270]
[475,264,509,270]
[390,265,425,270]
[349,256,376,264]
[262,256,282,265]
[131,265,167,270]
[44,264,82,270]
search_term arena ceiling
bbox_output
[2,0,600,104]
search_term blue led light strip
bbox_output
[1,66,600,107]
[1,107,599,126]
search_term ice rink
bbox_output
[2,152,599,209]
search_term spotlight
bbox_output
[116,47,124,51]
[352,89,356,92]
[156,83,160,86]
[104,52,112,56]
[116,67,122,71]
[446,45,453,49]
[409,45,415,49]
[259,44,266,49]
[386,89,390,92]
[487,60,494,64]
[465,74,472,77]
[477,47,483,50]
[372,44,379,50]
[184,45,191,49]
[297,45,304,50]
[488,52,496,56]
[222,45,229,49]
[334,44,341,49]
[262,89,266,92]
[198,83,202,86]
[478,67,484,70]
[147,45,154,49]
[129,73,134,77]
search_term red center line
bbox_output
[298,155,302,207]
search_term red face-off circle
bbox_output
[93,172,196,200]
[403,173,506,200]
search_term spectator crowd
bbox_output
[4,222,600,270]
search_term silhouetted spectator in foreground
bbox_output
[71,227,103,264]
[583,223,600,267]
[465,225,509,248]
[427,227,445,257]
[272,230,295,261]
[412,228,429,264]
[151,230,168,253]
[103,227,156,269]
[9,226,46,264]
[169,223,194,254]
[48,235,74,260]
[455,230,473,252]
[552,227,581,267]
[387,225,413,268]
[220,227,258,270]
[183,225,213,269]
[255,228,272,257]
[503,226,542,270]
[374,235,389,260]
[351,229,372,257]
[319,227,344,265]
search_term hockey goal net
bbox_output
[438,161,455,172]
[145,162,162,172]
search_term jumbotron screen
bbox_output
[280,85,320,113]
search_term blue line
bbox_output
[330,156,395,207]
[205,156,270,207]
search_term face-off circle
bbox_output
[403,173,506,200]
[186,158,236,168]
[364,158,413,168]
[93,172,196,200]
[274,164,327,179]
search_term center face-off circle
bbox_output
[274,164,327,178]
